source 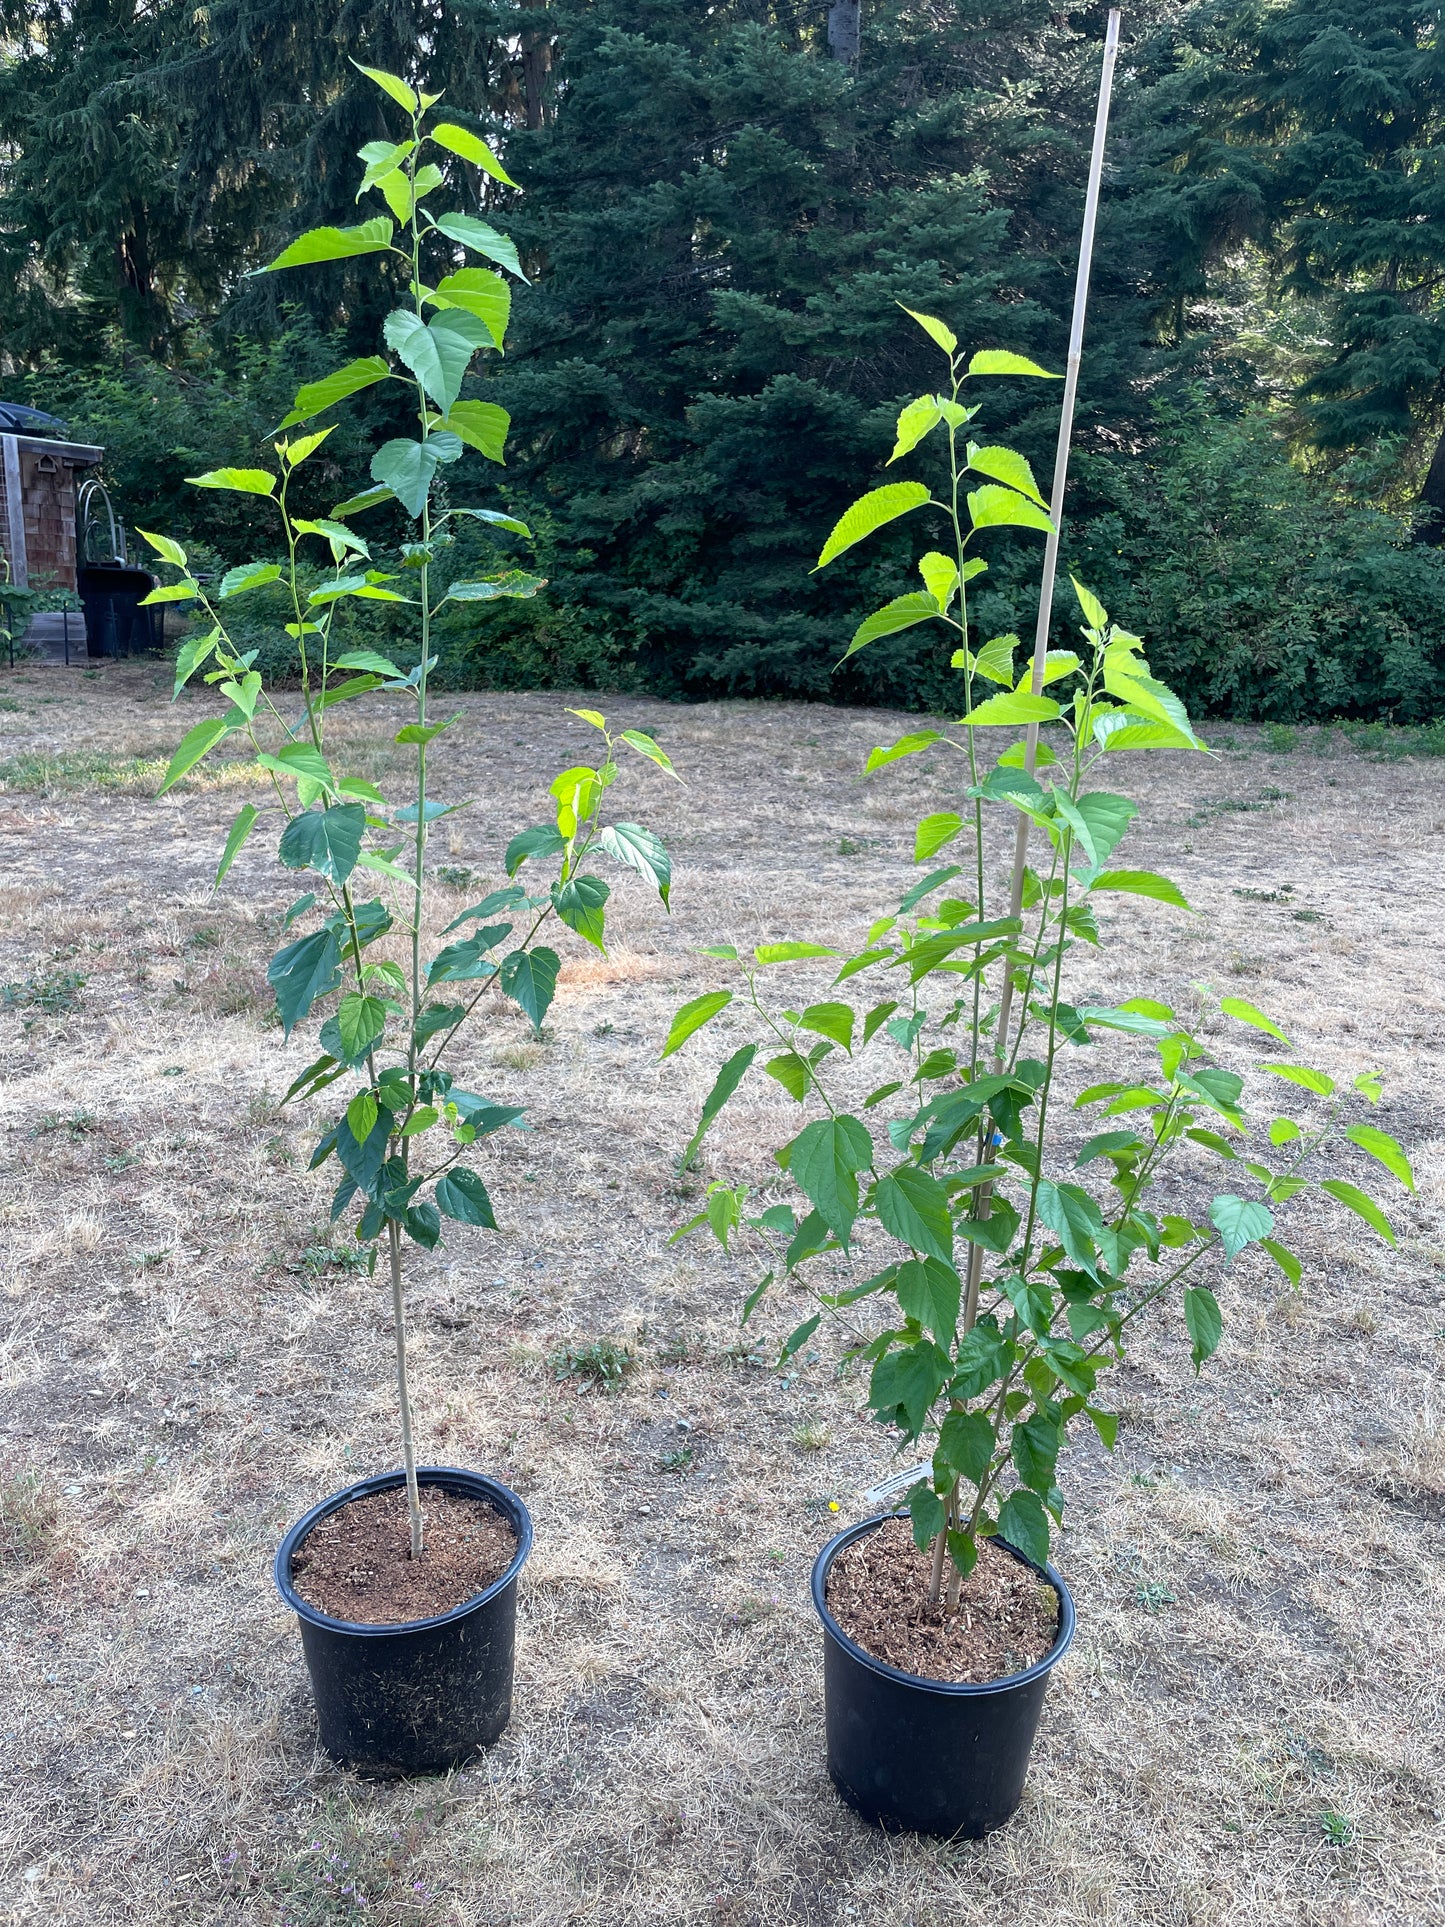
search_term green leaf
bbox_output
[1184,1285,1223,1371]
[754,941,837,965]
[267,927,342,1038]
[499,947,560,1034]
[596,822,671,907]
[798,1002,854,1052]
[962,690,1061,727]
[138,528,187,568]
[158,717,235,796]
[968,350,1059,380]
[967,444,1046,506]
[186,466,276,497]
[259,218,393,273]
[864,729,941,773]
[968,485,1054,534]
[937,1408,994,1484]
[790,1116,874,1241]
[1087,869,1190,909]
[214,803,259,888]
[869,1339,951,1433]
[140,581,198,605]
[432,269,511,350]
[445,571,547,601]
[280,357,392,428]
[370,438,441,517]
[552,874,610,951]
[1068,792,1138,868]
[1319,1178,1396,1247]
[432,212,526,279]
[448,506,532,538]
[1260,1237,1302,1287]
[1036,1180,1105,1276]
[439,400,510,462]
[1264,1063,1335,1096]
[894,1254,960,1340]
[330,486,394,520]
[619,728,680,778]
[841,592,940,662]
[970,633,1018,686]
[277,804,366,885]
[436,1167,498,1228]
[1344,1124,1414,1191]
[1012,1413,1061,1495]
[815,482,932,570]
[336,991,387,1059]
[763,1051,810,1101]
[384,309,475,412]
[876,1168,954,1266]
[346,1092,378,1145]
[915,813,964,862]
[900,307,957,353]
[218,561,282,600]
[918,551,959,609]
[505,824,566,875]
[1220,996,1290,1044]
[996,1490,1050,1566]
[172,631,217,697]
[681,1044,758,1169]
[661,989,732,1059]
[1208,1193,1274,1261]
[429,122,517,186]
[907,1480,946,1551]
[889,395,943,462]
[353,62,418,111]
[1072,578,1108,629]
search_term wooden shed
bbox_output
[0,429,104,591]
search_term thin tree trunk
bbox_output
[388,1219,424,1557]
[1414,426,1445,546]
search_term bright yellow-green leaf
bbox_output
[816,482,932,570]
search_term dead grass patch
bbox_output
[0,670,1442,1924]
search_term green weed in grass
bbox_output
[2,967,86,1018]
[548,1336,635,1391]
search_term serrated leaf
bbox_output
[384,308,475,412]
[370,438,441,518]
[214,803,258,889]
[877,1168,954,1266]
[1220,996,1290,1044]
[816,482,932,570]
[498,947,560,1034]
[552,874,610,951]
[158,717,235,795]
[968,350,1059,379]
[258,218,393,273]
[963,690,1062,728]
[900,306,958,353]
[432,212,527,279]
[436,1167,498,1228]
[267,926,341,1037]
[915,813,964,862]
[431,268,511,350]
[218,561,282,600]
[790,1115,873,1241]
[1343,1124,1414,1190]
[353,62,418,111]
[186,466,276,497]
[596,822,671,907]
[277,803,366,885]
[440,400,510,462]
[1319,1178,1396,1246]
[661,990,732,1059]
[754,941,838,965]
[681,1044,758,1169]
[968,444,1046,506]
[865,730,942,773]
[1260,1237,1302,1286]
[280,356,392,429]
[138,529,187,567]
[889,395,942,463]
[841,592,940,662]
[1184,1285,1223,1371]
[1265,1063,1335,1096]
[430,122,517,187]
[968,484,1054,533]
[996,1490,1050,1566]
[1208,1193,1274,1261]
[1088,869,1190,909]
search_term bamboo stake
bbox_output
[996,8,1123,1050]
[959,9,1124,1344]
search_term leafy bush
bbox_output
[1068,401,1445,723]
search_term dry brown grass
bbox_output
[0,660,1442,1925]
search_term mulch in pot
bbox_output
[826,1517,1059,1684]
[290,1486,517,1624]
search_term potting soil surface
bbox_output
[827,1520,1060,1684]
[290,1486,517,1622]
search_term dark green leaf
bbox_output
[277,804,366,885]
[790,1115,874,1240]
[499,946,560,1034]
[1208,1194,1275,1261]
[876,1167,954,1265]
[436,1167,498,1228]
[936,1408,995,1484]
[996,1490,1050,1566]
[505,824,566,875]
[868,1339,952,1434]
[661,990,732,1060]
[894,1255,960,1341]
[552,875,610,951]
[1184,1285,1223,1371]
[907,1480,946,1550]
[682,1045,758,1169]
[596,822,671,907]
[267,927,341,1037]
[370,438,441,518]
[1011,1413,1062,1495]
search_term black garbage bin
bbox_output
[78,564,162,659]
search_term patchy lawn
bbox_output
[0,659,1441,1927]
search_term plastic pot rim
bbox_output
[274,1464,533,1640]
[811,1508,1076,1699]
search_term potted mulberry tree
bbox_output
[663,311,1413,1835]
[150,64,678,1773]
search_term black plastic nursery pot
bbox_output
[274,1465,533,1775]
[811,1512,1076,1839]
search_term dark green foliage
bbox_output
[1067,400,1445,720]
